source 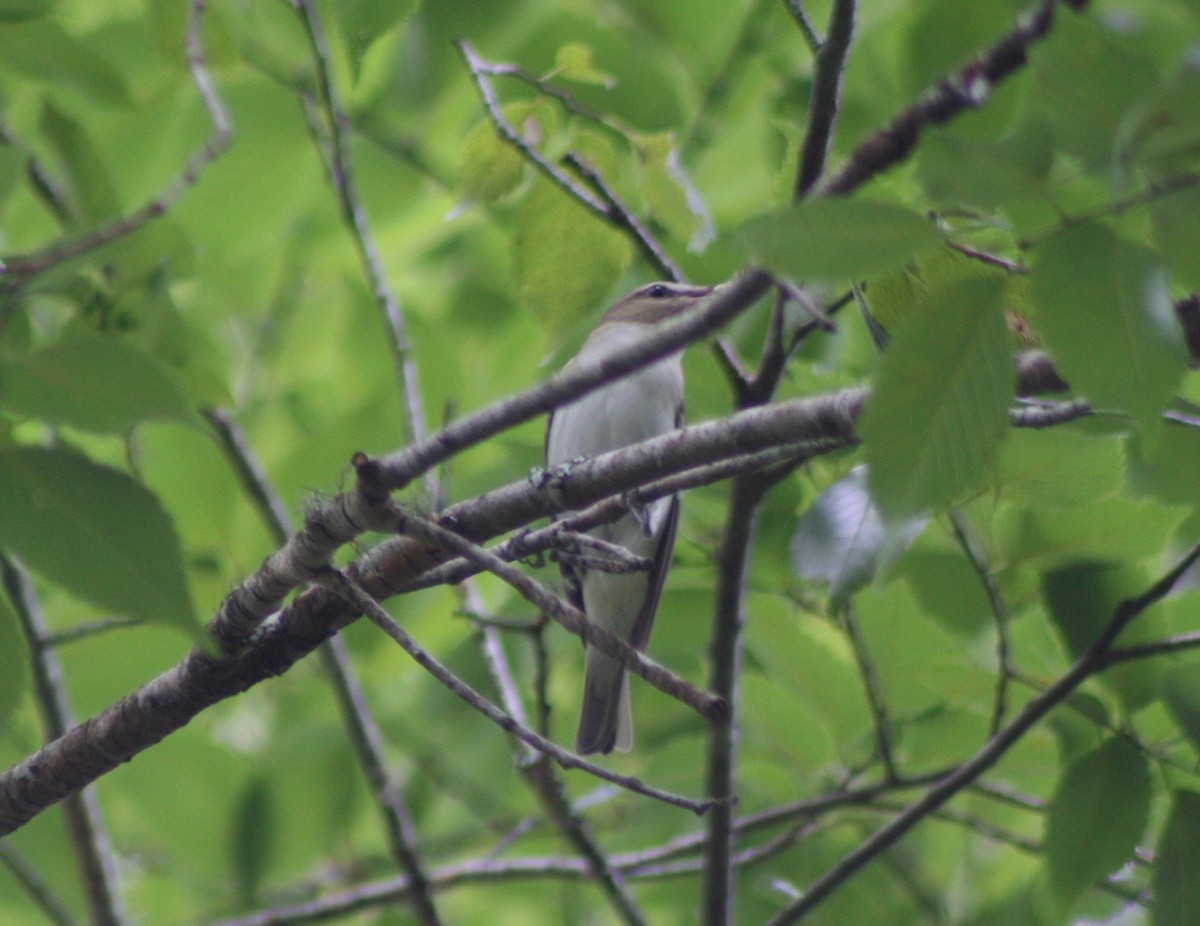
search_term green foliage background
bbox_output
[0,0,1199,924]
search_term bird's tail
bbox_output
[575,648,633,755]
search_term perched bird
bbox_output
[546,281,714,755]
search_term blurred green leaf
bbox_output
[741,199,944,283]
[230,776,276,907]
[998,496,1188,568]
[0,0,53,23]
[862,277,1013,521]
[0,446,198,635]
[0,20,128,106]
[326,0,418,78]
[552,43,613,87]
[1031,12,1158,168]
[1044,737,1150,911]
[1030,224,1187,434]
[634,132,711,250]
[1151,187,1200,292]
[1162,662,1200,754]
[39,100,121,226]
[996,429,1124,508]
[917,125,1053,210]
[0,334,196,434]
[1042,562,1142,658]
[457,101,555,204]
[1154,790,1200,926]
[513,177,630,334]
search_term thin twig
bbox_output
[839,603,897,781]
[456,41,607,214]
[0,841,80,926]
[563,151,683,282]
[765,538,1200,924]
[320,568,715,814]
[818,0,1070,198]
[1,558,125,926]
[208,409,442,926]
[377,501,724,722]
[294,0,435,501]
[461,582,649,925]
[783,0,823,52]
[948,511,1013,733]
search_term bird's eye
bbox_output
[646,284,669,298]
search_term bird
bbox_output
[545,280,714,755]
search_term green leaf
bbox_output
[996,429,1124,508]
[514,177,631,334]
[998,497,1187,568]
[1041,562,1163,709]
[1031,12,1158,168]
[1042,562,1147,659]
[326,0,418,77]
[633,132,712,250]
[917,125,1053,210]
[791,465,927,603]
[457,101,555,204]
[0,20,128,106]
[1030,224,1187,434]
[553,43,614,87]
[1154,790,1200,926]
[1151,187,1200,293]
[1044,737,1150,911]
[230,776,276,907]
[0,447,198,635]
[0,0,54,23]
[39,100,121,226]
[0,335,196,434]
[861,277,1013,521]
[1162,661,1200,754]
[740,200,944,283]
[0,591,30,729]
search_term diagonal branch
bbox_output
[818,0,1079,198]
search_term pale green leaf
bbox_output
[514,178,630,334]
[862,277,1013,520]
[741,200,943,283]
[997,497,1188,569]
[996,429,1124,508]
[0,335,196,434]
[1044,737,1150,911]
[553,43,614,87]
[0,447,198,635]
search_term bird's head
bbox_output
[599,282,714,327]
